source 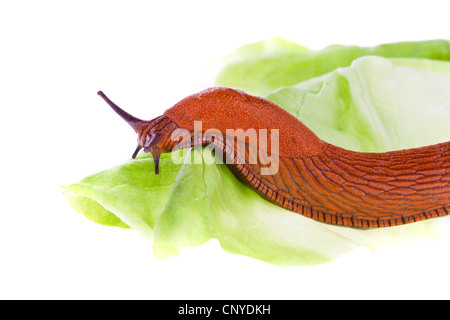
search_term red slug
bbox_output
[97,87,450,228]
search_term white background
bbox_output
[1,0,450,299]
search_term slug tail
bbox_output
[215,137,450,228]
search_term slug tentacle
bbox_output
[97,91,144,133]
[97,91,180,170]
[131,145,142,159]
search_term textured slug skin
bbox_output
[93,86,447,228]
[160,87,450,228]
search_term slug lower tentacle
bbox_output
[98,87,450,228]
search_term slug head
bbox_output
[97,91,176,174]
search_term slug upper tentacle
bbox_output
[98,87,450,228]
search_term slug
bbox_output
[97,87,450,228]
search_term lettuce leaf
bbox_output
[64,55,450,266]
[63,152,185,241]
[215,37,450,96]
[267,56,450,152]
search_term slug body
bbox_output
[98,87,450,228]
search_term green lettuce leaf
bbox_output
[215,37,450,96]
[267,56,450,152]
[64,55,450,266]
[63,152,186,241]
